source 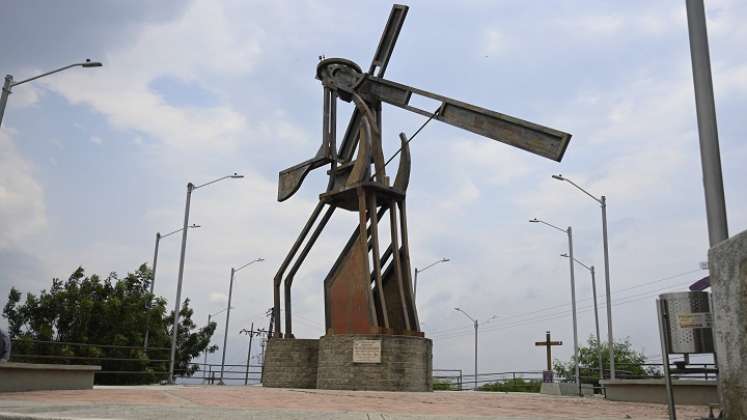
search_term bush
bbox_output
[479,378,541,393]
[432,379,456,390]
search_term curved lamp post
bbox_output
[1,59,102,128]
[144,223,201,351]
[413,257,449,302]
[202,306,233,382]
[168,173,244,383]
[219,257,264,384]
[530,217,581,396]
[561,253,603,381]
[454,307,497,391]
[552,174,616,379]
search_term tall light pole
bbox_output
[1,59,102,128]
[202,306,232,382]
[454,307,497,391]
[530,218,581,396]
[144,224,200,351]
[219,257,264,384]
[413,257,450,302]
[686,0,729,247]
[561,253,603,381]
[168,173,244,384]
[551,174,616,379]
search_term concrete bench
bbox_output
[0,362,101,392]
[600,378,718,405]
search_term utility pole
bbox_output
[260,307,273,384]
[240,323,267,385]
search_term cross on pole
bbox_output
[535,330,562,372]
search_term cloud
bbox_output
[0,131,47,249]
[40,0,262,154]
[209,292,227,304]
[89,135,103,145]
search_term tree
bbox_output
[2,264,217,385]
[554,335,659,386]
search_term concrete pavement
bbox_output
[0,385,711,419]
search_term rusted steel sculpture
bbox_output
[273,4,571,339]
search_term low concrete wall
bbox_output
[540,382,594,397]
[709,229,747,419]
[262,338,319,389]
[600,379,718,405]
[316,335,432,392]
[0,362,100,392]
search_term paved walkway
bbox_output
[0,386,709,420]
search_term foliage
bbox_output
[553,335,659,386]
[2,264,217,385]
[478,378,541,393]
[432,379,456,391]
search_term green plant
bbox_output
[2,264,217,385]
[479,378,541,392]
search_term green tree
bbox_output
[2,264,217,385]
[553,335,659,386]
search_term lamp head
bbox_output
[190,224,201,229]
[551,174,565,181]
[257,257,265,262]
[441,257,450,263]
[81,59,103,68]
[529,218,539,223]
[560,253,569,258]
[454,307,460,311]
[230,172,244,179]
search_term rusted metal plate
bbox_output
[325,237,373,335]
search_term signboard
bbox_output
[678,313,713,329]
[353,339,382,363]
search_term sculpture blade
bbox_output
[359,77,572,162]
[368,4,409,77]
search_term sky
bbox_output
[1,0,745,376]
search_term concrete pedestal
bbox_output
[317,335,432,392]
[262,338,319,389]
[540,382,593,397]
[709,229,747,418]
[263,335,432,391]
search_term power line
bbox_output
[427,268,703,338]
[431,280,694,341]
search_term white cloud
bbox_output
[482,29,508,56]
[0,131,47,248]
[40,0,262,154]
[89,135,103,145]
[209,292,227,304]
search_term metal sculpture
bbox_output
[273,4,571,339]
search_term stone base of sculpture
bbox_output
[263,335,432,392]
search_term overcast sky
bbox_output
[1,0,745,376]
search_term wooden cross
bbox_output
[535,330,562,371]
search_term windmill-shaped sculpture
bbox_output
[271,4,571,356]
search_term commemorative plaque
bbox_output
[353,339,382,363]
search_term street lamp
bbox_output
[552,174,616,379]
[529,217,581,396]
[144,223,201,351]
[454,307,497,391]
[203,306,233,382]
[1,59,103,128]
[561,253,603,382]
[168,173,244,384]
[413,257,450,302]
[219,257,264,384]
